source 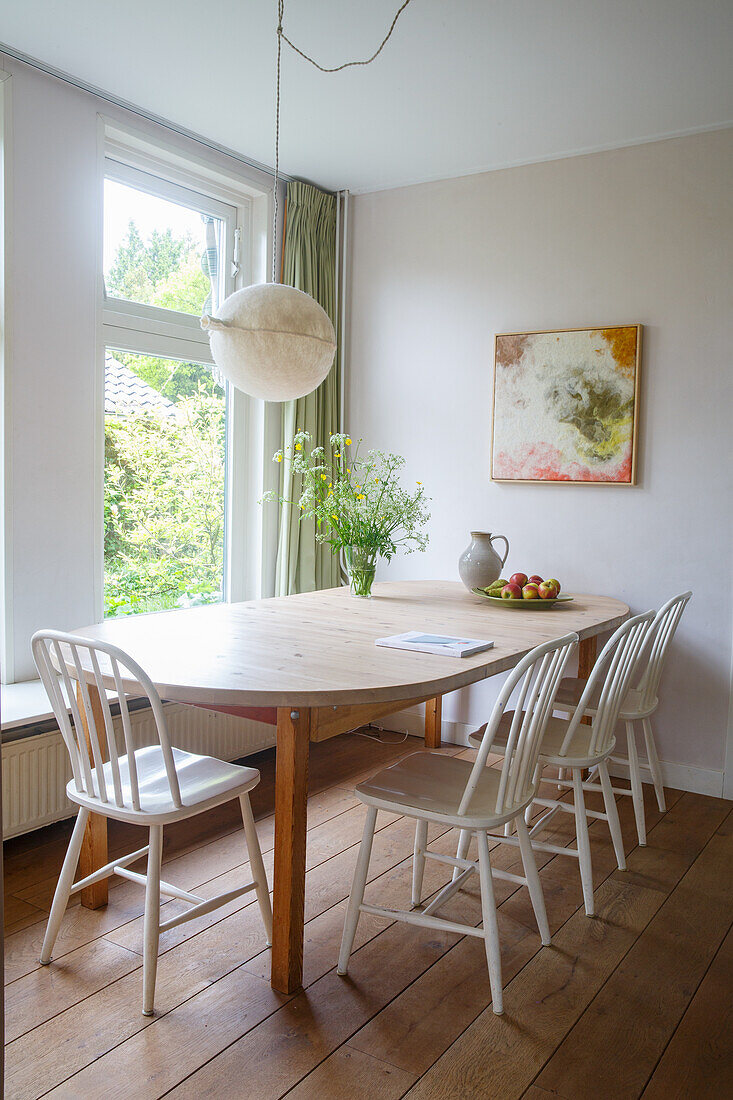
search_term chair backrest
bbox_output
[635,591,692,711]
[458,632,579,819]
[559,610,656,758]
[31,630,182,812]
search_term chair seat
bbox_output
[554,677,656,720]
[468,711,615,767]
[67,745,260,823]
[355,751,528,828]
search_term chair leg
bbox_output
[338,806,378,976]
[411,819,428,907]
[477,829,503,1015]
[626,721,647,846]
[642,717,666,812]
[40,807,90,965]
[572,768,594,917]
[240,793,273,947]
[515,816,550,945]
[142,824,163,1016]
[598,760,626,870]
[557,765,566,791]
[452,827,472,882]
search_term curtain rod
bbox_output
[0,40,299,186]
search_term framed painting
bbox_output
[491,324,642,485]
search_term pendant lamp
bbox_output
[200,0,413,401]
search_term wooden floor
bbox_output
[3,732,732,1099]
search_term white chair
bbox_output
[32,630,273,1016]
[462,611,655,917]
[554,592,691,845]
[338,632,579,1016]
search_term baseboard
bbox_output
[374,706,725,798]
[606,757,724,798]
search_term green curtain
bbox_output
[274,180,341,595]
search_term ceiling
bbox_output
[1,0,731,193]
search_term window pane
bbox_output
[104,351,226,617]
[104,178,224,315]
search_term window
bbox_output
[102,157,240,617]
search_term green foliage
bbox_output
[106,221,211,317]
[104,390,225,617]
[264,432,430,562]
[111,352,218,403]
[104,217,226,617]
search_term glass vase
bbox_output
[344,545,378,598]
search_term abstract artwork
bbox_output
[491,325,642,484]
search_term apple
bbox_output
[545,577,561,593]
[522,583,541,599]
[501,583,523,600]
[528,575,544,586]
[509,572,528,588]
[538,581,558,600]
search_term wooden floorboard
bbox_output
[3,732,731,1100]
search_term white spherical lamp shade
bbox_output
[201,283,336,401]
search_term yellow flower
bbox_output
[374,477,379,483]
[416,480,423,485]
[357,493,365,500]
[321,474,327,480]
[331,514,338,521]
[275,454,283,463]
[345,437,352,445]
[328,483,332,488]
[295,443,302,451]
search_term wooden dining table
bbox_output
[71,580,628,994]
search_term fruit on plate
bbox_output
[522,583,541,599]
[501,583,523,600]
[545,577,561,593]
[509,572,528,588]
[528,574,544,585]
[484,578,508,594]
[538,580,559,600]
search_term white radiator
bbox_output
[2,704,276,838]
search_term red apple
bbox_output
[509,572,528,588]
[538,581,558,600]
[545,577,561,593]
[528,575,544,586]
[522,583,540,599]
[501,583,523,600]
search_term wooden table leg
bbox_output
[578,635,598,725]
[578,635,597,680]
[425,695,442,749]
[271,706,311,994]
[76,682,109,909]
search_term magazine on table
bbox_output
[375,632,494,658]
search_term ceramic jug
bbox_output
[458,531,510,593]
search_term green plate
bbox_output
[472,588,574,609]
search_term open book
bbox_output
[375,632,494,658]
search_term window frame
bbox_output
[97,125,264,621]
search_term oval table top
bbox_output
[70,581,629,708]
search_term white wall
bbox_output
[2,59,100,683]
[347,129,733,789]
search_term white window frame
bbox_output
[97,120,273,620]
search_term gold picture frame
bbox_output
[490,324,642,485]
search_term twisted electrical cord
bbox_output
[272,0,414,281]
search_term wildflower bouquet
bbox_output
[264,431,430,596]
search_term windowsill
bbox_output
[1,678,123,740]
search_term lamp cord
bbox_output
[272,0,414,282]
